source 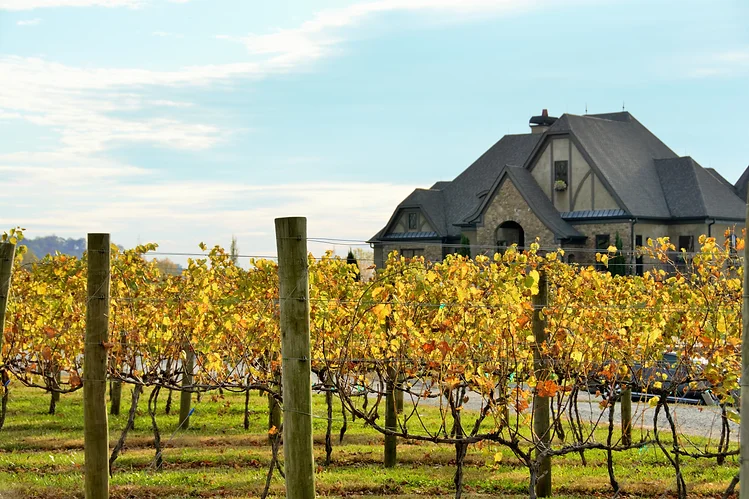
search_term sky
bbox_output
[0,0,747,262]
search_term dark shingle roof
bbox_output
[655,157,745,220]
[705,168,734,191]
[547,112,676,218]
[443,134,542,235]
[370,133,542,242]
[398,188,447,235]
[734,165,749,203]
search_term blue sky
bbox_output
[0,0,747,260]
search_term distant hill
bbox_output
[22,235,87,259]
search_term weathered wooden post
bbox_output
[532,270,551,498]
[0,242,13,331]
[109,380,121,416]
[621,387,632,446]
[267,350,282,442]
[110,331,126,416]
[0,242,15,430]
[84,234,111,499]
[179,343,194,429]
[740,192,749,499]
[275,217,315,499]
[384,365,397,467]
[268,385,282,441]
[383,317,397,467]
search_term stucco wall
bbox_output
[531,143,552,199]
[529,136,621,213]
[475,179,555,252]
[593,175,619,210]
[571,146,593,211]
[389,209,435,234]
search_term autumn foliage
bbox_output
[0,232,744,497]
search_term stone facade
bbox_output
[566,222,632,266]
[377,242,443,266]
[476,179,555,251]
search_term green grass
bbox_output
[0,384,741,498]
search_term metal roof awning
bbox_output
[560,209,628,220]
[380,231,440,240]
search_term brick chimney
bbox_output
[529,109,558,134]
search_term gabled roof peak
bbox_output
[583,111,633,122]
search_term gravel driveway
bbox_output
[405,382,739,441]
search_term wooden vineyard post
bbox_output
[0,242,16,429]
[109,380,122,416]
[179,342,195,429]
[275,217,315,499]
[384,365,397,467]
[84,234,111,499]
[0,242,14,363]
[532,270,551,498]
[0,242,15,361]
[741,191,749,499]
[110,331,126,416]
[620,387,632,446]
[268,377,282,442]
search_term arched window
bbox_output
[496,221,524,252]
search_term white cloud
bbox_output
[0,0,141,10]
[149,99,193,108]
[220,0,540,72]
[689,49,749,78]
[0,167,416,261]
[1,0,543,159]
[0,0,545,257]
[0,57,225,154]
[16,18,42,26]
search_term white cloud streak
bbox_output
[1,0,542,159]
[0,0,542,255]
[16,18,42,25]
[0,166,416,259]
[221,0,541,70]
[689,49,749,78]
[0,0,141,10]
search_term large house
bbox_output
[370,110,746,272]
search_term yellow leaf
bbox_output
[162,316,172,327]
[527,269,539,288]
[716,317,726,334]
[372,304,392,321]
[607,245,617,253]
[494,451,503,463]
[649,396,660,407]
